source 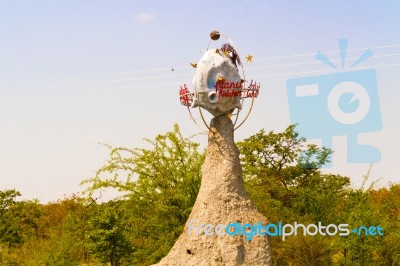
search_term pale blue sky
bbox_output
[0,1,399,202]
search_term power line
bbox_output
[0,73,192,92]
[4,63,399,97]
[1,51,399,92]
[3,82,187,97]
[0,66,190,87]
[251,63,400,79]
[247,53,400,71]
[253,44,400,62]
[1,44,398,88]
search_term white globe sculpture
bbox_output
[179,31,260,131]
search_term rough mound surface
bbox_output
[155,116,272,266]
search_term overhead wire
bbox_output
[0,44,399,96]
[0,73,192,92]
[250,63,400,79]
[253,44,400,61]
[0,66,190,87]
[4,82,187,97]
[2,51,399,93]
[246,53,400,71]
[5,62,400,97]
[1,43,399,89]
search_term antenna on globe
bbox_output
[179,30,260,131]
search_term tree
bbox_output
[0,189,22,248]
[237,125,332,186]
[43,194,94,265]
[13,200,44,240]
[81,124,205,264]
[80,124,400,265]
[0,189,21,218]
[236,125,346,219]
[237,125,351,265]
[87,202,133,266]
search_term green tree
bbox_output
[43,194,94,265]
[0,210,22,248]
[236,125,346,220]
[0,189,22,248]
[87,202,133,266]
[82,124,205,264]
[80,124,400,265]
[14,200,44,240]
[0,194,95,265]
[334,174,400,265]
[0,189,21,218]
[237,125,351,265]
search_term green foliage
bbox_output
[334,181,400,265]
[0,193,94,265]
[82,124,204,264]
[44,198,92,266]
[237,125,347,224]
[87,202,133,266]
[0,210,23,248]
[0,189,21,218]
[237,126,400,265]
[0,124,399,265]
[0,190,23,248]
[237,125,332,186]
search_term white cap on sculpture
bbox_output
[191,49,242,116]
[178,30,260,131]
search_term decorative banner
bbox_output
[213,79,260,99]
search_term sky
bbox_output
[0,1,399,203]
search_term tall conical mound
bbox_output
[155,115,272,265]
